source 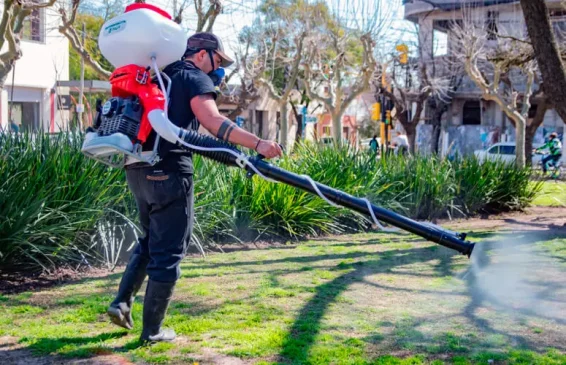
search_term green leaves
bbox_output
[0,131,130,272]
[1,135,539,272]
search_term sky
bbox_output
[86,0,424,61]
[75,0,446,71]
[208,0,420,59]
[175,0,447,63]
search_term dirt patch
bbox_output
[67,355,136,365]
[0,267,113,295]
[0,336,53,365]
[182,348,252,365]
[444,206,566,233]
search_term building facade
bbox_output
[217,86,284,143]
[1,6,69,132]
[404,0,566,156]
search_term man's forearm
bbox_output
[204,116,261,150]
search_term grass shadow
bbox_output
[280,228,566,362]
[278,245,459,363]
[22,331,128,357]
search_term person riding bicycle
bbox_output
[535,132,562,173]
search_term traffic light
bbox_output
[385,110,391,124]
[371,103,381,121]
[396,44,409,65]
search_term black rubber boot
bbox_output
[140,279,176,343]
[107,254,149,330]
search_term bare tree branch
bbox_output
[451,14,538,167]
[199,0,222,33]
[59,0,111,79]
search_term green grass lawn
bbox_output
[1,228,565,364]
[532,181,566,207]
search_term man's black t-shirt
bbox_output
[143,60,216,174]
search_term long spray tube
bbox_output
[250,159,474,256]
[146,109,475,257]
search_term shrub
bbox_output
[0,135,541,272]
[0,132,132,272]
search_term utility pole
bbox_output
[78,22,86,129]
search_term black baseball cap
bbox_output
[185,32,234,67]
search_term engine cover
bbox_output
[97,96,143,141]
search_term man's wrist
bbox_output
[254,138,262,151]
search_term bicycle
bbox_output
[534,150,562,180]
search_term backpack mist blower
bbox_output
[82,3,475,258]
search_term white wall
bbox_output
[1,6,69,131]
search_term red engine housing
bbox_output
[109,64,165,144]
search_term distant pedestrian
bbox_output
[369,135,379,153]
[10,120,19,133]
[392,131,410,156]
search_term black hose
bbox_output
[177,128,241,167]
[253,159,475,257]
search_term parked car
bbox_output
[474,142,543,165]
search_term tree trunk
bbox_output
[406,124,417,154]
[396,113,417,154]
[525,100,549,166]
[332,112,342,146]
[280,102,288,149]
[525,129,534,167]
[431,125,441,154]
[520,0,566,123]
[430,103,447,155]
[290,102,303,145]
[515,118,526,168]
[0,64,13,90]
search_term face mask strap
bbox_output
[207,50,216,71]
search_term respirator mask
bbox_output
[208,68,225,87]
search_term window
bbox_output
[255,110,264,137]
[8,102,40,132]
[551,16,566,41]
[488,146,500,154]
[462,101,481,125]
[486,11,499,41]
[499,145,515,155]
[21,4,44,42]
[323,126,331,135]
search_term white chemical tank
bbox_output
[98,3,186,69]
